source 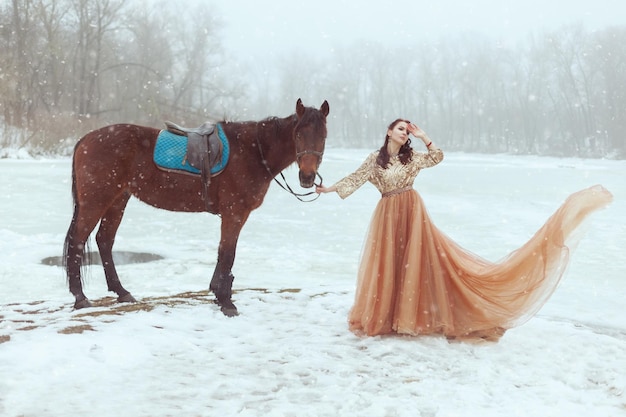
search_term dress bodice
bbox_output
[334,149,444,198]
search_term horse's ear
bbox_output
[320,100,329,117]
[296,98,305,118]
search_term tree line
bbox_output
[0,0,244,152]
[1,0,625,158]
[271,27,626,158]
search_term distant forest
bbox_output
[1,0,625,158]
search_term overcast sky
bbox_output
[211,0,625,61]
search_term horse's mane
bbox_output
[224,106,326,135]
[259,115,296,129]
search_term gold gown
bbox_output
[334,149,613,340]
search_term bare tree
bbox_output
[589,27,626,157]
[1,0,37,130]
[67,0,126,118]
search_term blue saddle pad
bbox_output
[153,124,229,175]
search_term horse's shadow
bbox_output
[41,251,164,266]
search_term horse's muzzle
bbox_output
[297,151,322,188]
[299,171,317,188]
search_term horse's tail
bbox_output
[62,144,91,283]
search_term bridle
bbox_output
[296,149,324,162]
[256,122,324,203]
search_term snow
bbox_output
[1,149,625,416]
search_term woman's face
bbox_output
[387,121,409,147]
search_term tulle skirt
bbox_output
[347,185,613,340]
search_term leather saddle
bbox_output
[164,121,224,211]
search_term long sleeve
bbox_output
[415,148,444,168]
[334,152,377,199]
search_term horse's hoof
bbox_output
[117,293,137,303]
[221,306,239,317]
[74,298,92,309]
[219,302,239,317]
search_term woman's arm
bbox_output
[315,152,376,199]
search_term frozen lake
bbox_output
[1,149,624,416]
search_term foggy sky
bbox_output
[212,0,626,61]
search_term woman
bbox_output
[316,119,613,341]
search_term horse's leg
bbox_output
[95,192,136,303]
[65,207,103,309]
[210,211,250,317]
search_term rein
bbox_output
[255,123,323,203]
[273,170,323,203]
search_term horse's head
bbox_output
[294,98,330,188]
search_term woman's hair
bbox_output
[376,118,413,169]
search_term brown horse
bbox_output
[63,98,329,316]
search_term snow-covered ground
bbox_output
[1,149,624,417]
